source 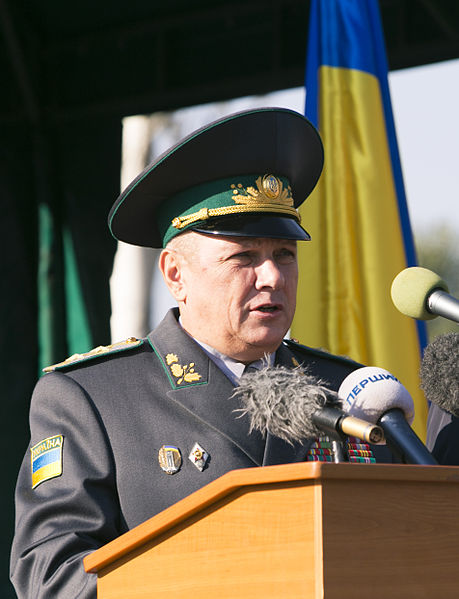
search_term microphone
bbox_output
[420,332,459,463]
[391,266,459,323]
[339,366,437,465]
[233,366,384,445]
[420,332,459,417]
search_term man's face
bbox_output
[173,232,299,362]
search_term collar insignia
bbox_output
[165,353,202,385]
[291,356,301,368]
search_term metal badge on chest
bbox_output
[158,442,210,474]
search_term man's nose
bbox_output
[254,259,284,290]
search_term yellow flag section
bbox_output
[292,0,428,437]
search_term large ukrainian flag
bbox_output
[291,0,428,436]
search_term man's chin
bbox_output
[245,328,288,355]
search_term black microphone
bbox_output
[233,366,384,446]
[339,366,437,465]
[391,266,459,323]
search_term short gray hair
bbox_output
[165,231,197,262]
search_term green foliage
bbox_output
[415,225,459,341]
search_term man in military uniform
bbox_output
[11,108,375,598]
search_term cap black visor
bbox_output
[192,214,310,241]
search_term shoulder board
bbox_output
[43,337,144,373]
[283,338,360,367]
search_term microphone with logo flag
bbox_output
[339,366,437,465]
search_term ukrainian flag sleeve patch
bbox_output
[31,435,64,489]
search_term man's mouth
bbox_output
[254,305,280,313]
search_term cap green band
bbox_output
[159,173,298,246]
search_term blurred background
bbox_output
[2,1,458,595]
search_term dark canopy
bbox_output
[2,0,459,124]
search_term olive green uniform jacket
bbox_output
[11,308,377,598]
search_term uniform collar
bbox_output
[177,315,275,385]
[194,341,275,385]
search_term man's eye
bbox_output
[275,249,297,264]
[231,252,253,265]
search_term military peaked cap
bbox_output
[108,107,324,248]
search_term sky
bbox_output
[389,58,459,235]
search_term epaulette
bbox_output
[43,337,144,373]
[283,338,360,368]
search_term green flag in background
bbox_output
[38,202,92,374]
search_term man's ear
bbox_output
[158,248,187,302]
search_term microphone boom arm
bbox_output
[378,409,437,465]
[428,290,459,323]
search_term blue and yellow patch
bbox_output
[31,434,63,489]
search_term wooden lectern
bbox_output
[84,462,459,598]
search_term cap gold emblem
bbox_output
[262,174,280,199]
[230,175,293,208]
[158,445,182,474]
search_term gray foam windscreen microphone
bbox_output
[233,366,337,443]
[420,332,459,417]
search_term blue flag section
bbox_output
[291,0,428,437]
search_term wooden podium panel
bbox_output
[84,463,459,598]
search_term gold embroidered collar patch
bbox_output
[166,353,202,385]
